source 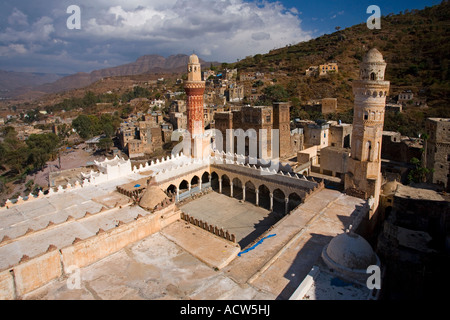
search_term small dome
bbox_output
[363,48,384,63]
[139,186,169,211]
[382,180,399,195]
[189,54,199,64]
[324,232,377,270]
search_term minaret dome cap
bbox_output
[363,48,384,63]
[189,54,200,64]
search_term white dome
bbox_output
[323,232,378,271]
[189,54,200,64]
[363,48,384,63]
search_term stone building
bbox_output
[127,139,144,158]
[424,118,450,191]
[296,120,330,150]
[320,147,351,178]
[118,112,166,158]
[319,63,338,76]
[213,103,293,159]
[290,128,304,156]
[272,102,292,158]
[118,125,136,150]
[345,48,390,210]
[381,132,423,163]
[329,121,352,149]
[321,98,338,114]
[169,112,187,130]
[139,123,163,154]
[398,90,414,105]
[377,181,450,299]
[170,100,187,114]
[225,84,244,102]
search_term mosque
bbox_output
[0,49,389,300]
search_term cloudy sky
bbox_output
[0,0,441,74]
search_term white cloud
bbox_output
[8,8,28,26]
[0,44,27,56]
[82,0,312,62]
[0,0,313,73]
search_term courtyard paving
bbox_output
[23,188,367,300]
[179,192,280,248]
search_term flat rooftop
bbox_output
[395,184,446,202]
[22,188,367,300]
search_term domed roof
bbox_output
[324,232,377,270]
[363,48,384,63]
[382,180,399,195]
[189,54,200,64]
[139,186,169,210]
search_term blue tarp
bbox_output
[134,184,141,188]
[238,234,277,257]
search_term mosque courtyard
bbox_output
[22,188,368,300]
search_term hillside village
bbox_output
[0,56,434,203]
[0,1,449,301]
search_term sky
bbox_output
[0,0,442,75]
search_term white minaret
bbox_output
[345,48,390,211]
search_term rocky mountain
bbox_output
[0,70,64,98]
[7,54,213,99]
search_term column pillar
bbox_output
[188,182,191,194]
[230,182,234,198]
[256,189,259,206]
[243,186,246,202]
[219,178,222,194]
[176,188,180,202]
[270,193,274,211]
[199,179,202,190]
[285,198,289,215]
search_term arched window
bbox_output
[364,111,369,120]
[370,72,376,81]
[365,141,372,161]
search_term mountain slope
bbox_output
[233,1,450,111]
[11,54,213,99]
[0,70,63,98]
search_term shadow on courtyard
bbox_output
[275,211,364,300]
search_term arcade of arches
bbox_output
[165,170,304,216]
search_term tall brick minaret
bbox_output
[345,48,390,211]
[184,54,207,158]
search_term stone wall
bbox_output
[320,147,350,177]
[0,204,180,300]
[180,212,237,244]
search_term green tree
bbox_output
[83,91,99,108]
[4,146,29,174]
[72,115,94,139]
[407,157,431,184]
[25,133,60,170]
[98,137,114,153]
[26,133,60,155]
[259,85,290,105]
